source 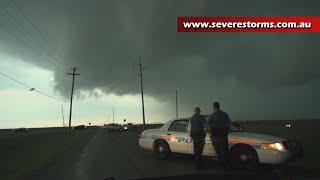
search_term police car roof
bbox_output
[169,115,210,121]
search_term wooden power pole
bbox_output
[137,56,146,128]
[67,67,80,135]
[112,106,115,124]
[176,90,178,120]
[61,104,65,127]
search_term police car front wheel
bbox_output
[230,144,258,169]
[154,140,171,159]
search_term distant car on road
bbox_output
[72,125,87,130]
[12,128,28,134]
[285,123,294,128]
[139,116,303,167]
[104,123,123,132]
[121,124,129,132]
[127,123,133,130]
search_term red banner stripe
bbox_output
[177,16,320,32]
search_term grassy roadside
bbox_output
[0,129,92,180]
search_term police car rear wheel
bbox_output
[154,140,170,159]
[230,144,258,169]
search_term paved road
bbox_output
[36,130,317,180]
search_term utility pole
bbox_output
[176,90,178,120]
[61,104,65,127]
[137,56,146,128]
[112,106,115,124]
[67,67,80,135]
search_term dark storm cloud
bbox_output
[1,0,320,119]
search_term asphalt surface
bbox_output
[35,130,317,180]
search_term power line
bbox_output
[6,1,102,90]
[0,11,90,103]
[0,5,80,93]
[0,72,31,88]
[12,1,98,84]
[34,89,67,102]
[10,0,61,61]
[0,0,13,13]
[3,1,94,90]
[0,8,66,70]
[4,1,75,70]
[0,72,68,102]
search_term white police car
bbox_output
[139,116,302,166]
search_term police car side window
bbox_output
[168,121,178,131]
[168,120,187,132]
[176,120,187,132]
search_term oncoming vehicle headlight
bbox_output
[261,143,285,151]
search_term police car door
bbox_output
[186,117,215,157]
[202,116,216,157]
[202,133,216,157]
[166,119,192,154]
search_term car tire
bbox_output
[154,140,171,159]
[230,144,258,169]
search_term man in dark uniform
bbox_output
[189,107,207,168]
[208,102,231,167]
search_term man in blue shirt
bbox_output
[189,107,207,168]
[208,102,231,166]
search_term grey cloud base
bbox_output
[0,0,319,120]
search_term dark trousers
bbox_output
[211,128,229,164]
[191,134,206,161]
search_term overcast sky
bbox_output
[0,0,320,128]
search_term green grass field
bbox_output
[0,128,93,180]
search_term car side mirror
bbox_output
[232,122,244,132]
[238,125,244,132]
